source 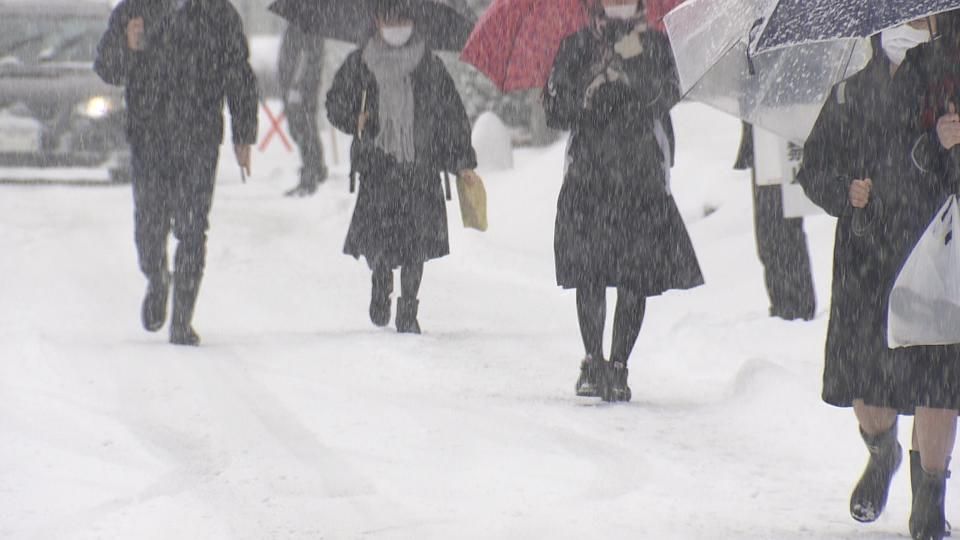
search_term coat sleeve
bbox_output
[326,52,373,136]
[94,1,137,86]
[796,88,851,218]
[431,57,477,174]
[221,9,259,145]
[543,34,590,131]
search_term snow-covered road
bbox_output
[0,103,945,539]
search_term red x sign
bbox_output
[258,101,293,153]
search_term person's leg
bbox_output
[849,401,902,522]
[576,284,606,360]
[301,99,326,185]
[610,288,646,365]
[131,145,173,332]
[910,408,957,540]
[396,262,424,334]
[370,264,394,327]
[574,283,606,397]
[753,179,817,321]
[169,144,219,346]
[599,288,646,402]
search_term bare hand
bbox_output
[458,169,481,186]
[849,178,872,209]
[234,144,252,176]
[937,103,960,149]
[126,17,145,51]
[357,111,369,137]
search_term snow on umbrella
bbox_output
[461,0,684,93]
[267,0,476,52]
[752,0,960,53]
[665,0,871,142]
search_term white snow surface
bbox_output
[1,102,952,539]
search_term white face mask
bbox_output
[603,3,637,20]
[881,23,931,66]
[381,25,414,47]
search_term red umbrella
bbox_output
[461,0,684,92]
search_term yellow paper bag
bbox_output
[456,176,488,232]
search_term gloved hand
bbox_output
[584,80,636,121]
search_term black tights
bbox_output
[576,284,646,364]
[373,262,424,299]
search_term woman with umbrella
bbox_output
[325,0,479,334]
[798,15,959,539]
[543,0,703,402]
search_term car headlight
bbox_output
[77,96,115,119]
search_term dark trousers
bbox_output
[576,284,646,364]
[131,142,219,288]
[752,176,817,320]
[286,97,325,177]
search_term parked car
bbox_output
[0,0,130,182]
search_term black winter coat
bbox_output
[278,25,324,103]
[95,0,258,149]
[798,50,947,410]
[326,49,477,269]
[544,25,702,295]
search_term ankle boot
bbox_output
[141,268,171,332]
[170,274,201,346]
[575,355,603,397]
[370,269,393,327]
[600,360,631,403]
[396,297,421,334]
[850,423,902,523]
[910,451,951,540]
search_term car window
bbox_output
[0,15,105,65]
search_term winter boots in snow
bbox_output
[600,360,631,403]
[575,355,604,397]
[396,297,421,334]
[284,166,327,197]
[370,270,393,327]
[850,423,902,523]
[910,450,951,540]
[170,274,201,346]
[141,268,171,332]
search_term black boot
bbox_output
[575,355,604,397]
[396,297,421,334]
[910,451,952,540]
[141,268,170,332]
[170,274,201,346]
[850,424,902,523]
[370,269,393,327]
[600,360,631,402]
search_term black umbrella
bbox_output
[268,0,476,52]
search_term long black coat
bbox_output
[95,0,258,149]
[326,49,476,269]
[543,26,703,295]
[798,49,947,411]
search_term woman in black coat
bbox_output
[798,19,958,539]
[326,0,478,334]
[543,0,703,402]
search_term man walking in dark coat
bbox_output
[735,123,817,321]
[278,23,328,197]
[95,0,258,346]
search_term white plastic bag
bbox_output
[888,195,960,348]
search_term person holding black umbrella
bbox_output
[797,16,960,539]
[325,0,479,334]
[544,0,703,402]
[95,0,258,346]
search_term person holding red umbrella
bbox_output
[544,0,703,402]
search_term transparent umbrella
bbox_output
[664,0,871,142]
